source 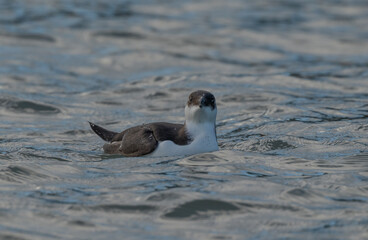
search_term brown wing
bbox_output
[103,142,121,154]
[149,122,190,145]
[118,125,158,157]
[94,122,190,157]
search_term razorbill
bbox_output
[89,90,218,157]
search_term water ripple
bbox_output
[1,0,368,239]
[0,98,61,115]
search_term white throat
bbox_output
[184,104,217,125]
[149,105,218,157]
[184,104,217,140]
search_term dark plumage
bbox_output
[89,90,217,157]
[89,122,191,157]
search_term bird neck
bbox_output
[184,105,217,124]
[184,120,216,139]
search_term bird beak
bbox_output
[200,97,215,110]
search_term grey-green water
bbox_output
[1,0,368,239]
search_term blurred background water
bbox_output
[1,0,368,239]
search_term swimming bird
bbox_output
[89,90,219,157]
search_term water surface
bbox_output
[1,0,368,239]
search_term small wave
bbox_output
[238,202,302,213]
[163,199,240,219]
[93,31,145,40]
[0,234,28,240]
[286,188,313,197]
[145,91,170,99]
[62,130,90,135]
[330,197,368,203]
[178,153,229,166]
[0,32,55,42]
[113,87,145,94]
[69,204,157,213]
[233,138,296,153]
[67,220,95,227]
[146,192,182,202]
[0,165,52,183]
[0,98,61,115]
